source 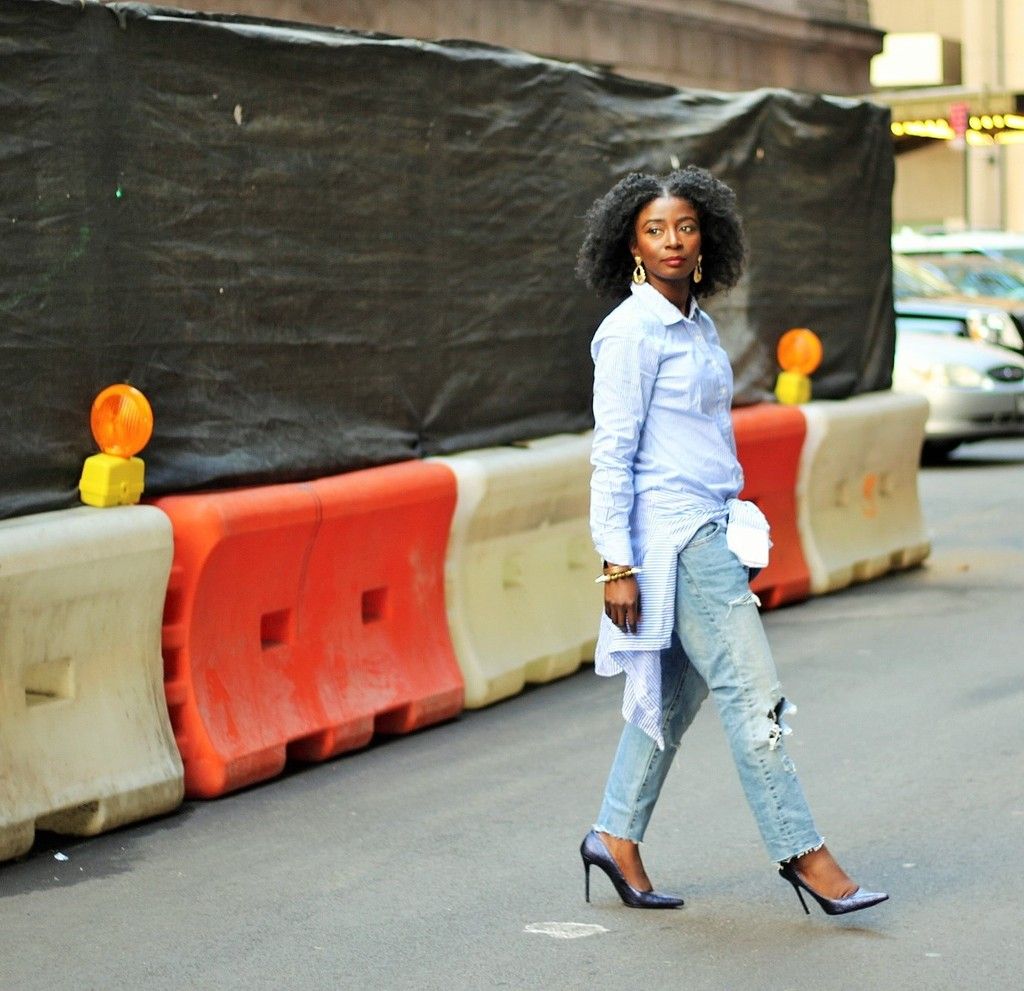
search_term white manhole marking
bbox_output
[523,922,609,940]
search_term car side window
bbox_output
[895,316,967,336]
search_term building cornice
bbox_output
[561,0,883,50]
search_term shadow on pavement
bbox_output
[0,805,197,897]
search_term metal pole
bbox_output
[964,143,971,228]
[996,0,1007,228]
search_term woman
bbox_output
[576,167,888,917]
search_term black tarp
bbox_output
[0,0,895,519]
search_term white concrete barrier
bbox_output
[433,433,600,708]
[0,506,184,862]
[795,392,931,595]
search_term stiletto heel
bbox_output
[579,831,684,909]
[788,876,810,915]
[778,862,888,917]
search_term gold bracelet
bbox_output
[594,567,641,584]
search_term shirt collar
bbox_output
[630,282,700,325]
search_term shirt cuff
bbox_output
[595,533,634,567]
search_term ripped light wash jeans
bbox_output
[594,520,824,864]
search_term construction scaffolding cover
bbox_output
[0,0,895,519]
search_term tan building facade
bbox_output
[185,0,883,95]
[870,0,1024,232]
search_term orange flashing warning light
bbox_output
[777,328,823,376]
[79,384,153,507]
[90,384,154,457]
[775,328,823,405]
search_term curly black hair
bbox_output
[576,166,746,301]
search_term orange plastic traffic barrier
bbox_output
[154,462,463,799]
[303,462,463,744]
[732,403,811,609]
[156,483,322,798]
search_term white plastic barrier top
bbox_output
[796,392,932,595]
[433,433,600,709]
[0,506,184,862]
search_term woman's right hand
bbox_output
[604,566,641,635]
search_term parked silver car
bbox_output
[907,252,1024,303]
[893,255,1024,356]
[893,318,1024,458]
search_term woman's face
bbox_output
[629,196,702,294]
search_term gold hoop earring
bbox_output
[632,256,647,285]
[693,254,703,284]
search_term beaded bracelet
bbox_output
[594,566,641,584]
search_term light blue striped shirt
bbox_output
[590,282,747,747]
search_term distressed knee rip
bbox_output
[765,697,798,763]
[726,590,762,617]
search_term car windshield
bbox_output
[892,255,959,299]
[912,253,1024,301]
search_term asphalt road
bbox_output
[2,439,1022,991]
